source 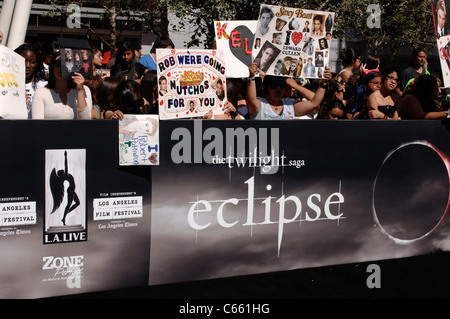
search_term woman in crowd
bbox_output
[345,70,382,119]
[317,98,347,120]
[91,47,105,78]
[111,41,148,82]
[31,52,92,119]
[367,68,401,120]
[399,74,449,119]
[14,44,48,118]
[94,77,120,120]
[338,48,361,84]
[246,62,331,120]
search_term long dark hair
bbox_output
[95,77,120,110]
[111,41,138,81]
[114,80,143,114]
[338,48,360,68]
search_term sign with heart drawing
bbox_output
[215,20,257,78]
[252,4,335,79]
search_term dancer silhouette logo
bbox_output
[44,149,87,244]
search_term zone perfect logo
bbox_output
[42,255,84,270]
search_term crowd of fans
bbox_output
[13,35,450,121]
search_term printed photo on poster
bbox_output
[0,45,27,119]
[44,149,87,244]
[252,4,335,79]
[157,49,228,119]
[433,0,450,38]
[60,48,93,80]
[119,114,160,166]
[214,20,257,78]
[438,35,450,87]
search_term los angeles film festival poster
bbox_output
[157,49,227,119]
[0,45,27,119]
[119,114,160,165]
[214,20,258,78]
[44,149,87,244]
[252,4,334,78]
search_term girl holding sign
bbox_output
[246,62,331,120]
[31,52,92,119]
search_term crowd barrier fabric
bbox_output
[149,119,450,285]
[0,120,151,298]
[1,119,450,297]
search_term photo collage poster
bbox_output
[433,0,450,88]
[214,20,258,78]
[156,49,227,119]
[252,4,335,79]
[119,114,160,166]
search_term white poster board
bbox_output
[214,20,257,78]
[0,45,27,119]
[119,114,160,165]
[438,35,450,88]
[252,4,335,78]
[157,49,227,119]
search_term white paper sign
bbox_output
[0,45,27,119]
[119,114,160,166]
[157,49,227,119]
[215,20,257,78]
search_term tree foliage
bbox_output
[44,0,436,57]
[334,0,435,55]
[46,0,166,56]
[167,0,436,56]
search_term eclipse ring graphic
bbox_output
[372,141,450,245]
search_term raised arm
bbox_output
[293,67,331,116]
[245,62,262,117]
[286,77,315,100]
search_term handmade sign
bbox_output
[157,49,227,119]
[214,20,257,78]
[0,45,26,119]
[252,4,335,78]
[119,114,160,165]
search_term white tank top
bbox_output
[255,98,295,120]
